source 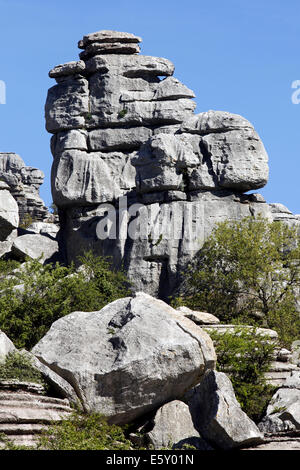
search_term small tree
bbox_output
[175,216,300,347]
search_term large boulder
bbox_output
[186,370,264,449]
[32,292,216,425]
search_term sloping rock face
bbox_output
[0,153,50,224]
[32,292,216,425]
[185,370,264,449]
[47,29,279,298]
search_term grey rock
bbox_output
[25,222,59,239]
[0,189,19,241]
[12,234,59,263]
[291,341,300,366]
[49,61,86,78]
[0,385,72,448]
[0,229,18,259]
[0,331,16,364]
[259,380,300,433]
[269,203,300,229]
[264,362,300,387]
[186,370,264,449]
[52,129,88,155]
[78,30,142,49]
[79,42,140,59]
[200,127,269,191]
[45,77,89,133]
[88,127,152,151]
[46,30,276,299]
[32,292,216,425]
[154,77,196,101]
[85,54,174,77]
[176,306,220,325]
[21,350,79,405]
[52,149,136,207]
[143,400,213,450]
[0,153,49,223]
[203,324,278,341]
[181,110,253,135]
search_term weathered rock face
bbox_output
[47,29,290,297]
[185,370,264,449]
[259,371,300,434]
[32,292,216,425]
[139,400,213,450]
[0,380,72,448]
[0,153,50,224]
[0,184,19,241]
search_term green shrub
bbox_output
[0,351,45,385]
[0,251,130,349]
[208,327,276,422]
[118,108,128,118]
[37,412,132,450]
[174,216,300,347]
[19,213,34,229]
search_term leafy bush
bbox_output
[0,351,44,385]
[175,216,300,347]
[37,412,132,450]
[0,251,130,349]
[208,327,276,422]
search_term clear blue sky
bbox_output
[0,0,299,213]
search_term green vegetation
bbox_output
[174,216,300,347]
[118,108,128,119]
[37,412,132,450]
[208,327,276,423]
[0,251,130,349]
[19,213,34,229]
[0,351,45,385]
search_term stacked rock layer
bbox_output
[46,30,299,299]
[0,153,50,224]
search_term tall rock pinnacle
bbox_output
[46,30,273,299]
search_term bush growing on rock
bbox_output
[0,251,130,349]
[37,412,132,450]
[0,351,45,385]
[208,327,276,423]
[175,216,300,347]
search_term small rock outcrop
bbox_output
[32,292,216,425]
[46,29,282,299]
[0,153,50,224]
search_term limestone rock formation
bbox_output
[0,184,19,241]
[259,371,300,434]
[138,400,213,450]
[46,29,277,298]
[185,370,264,449]
[32,292,216,425]
[0,153,50,224]
[0,380,72,448]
